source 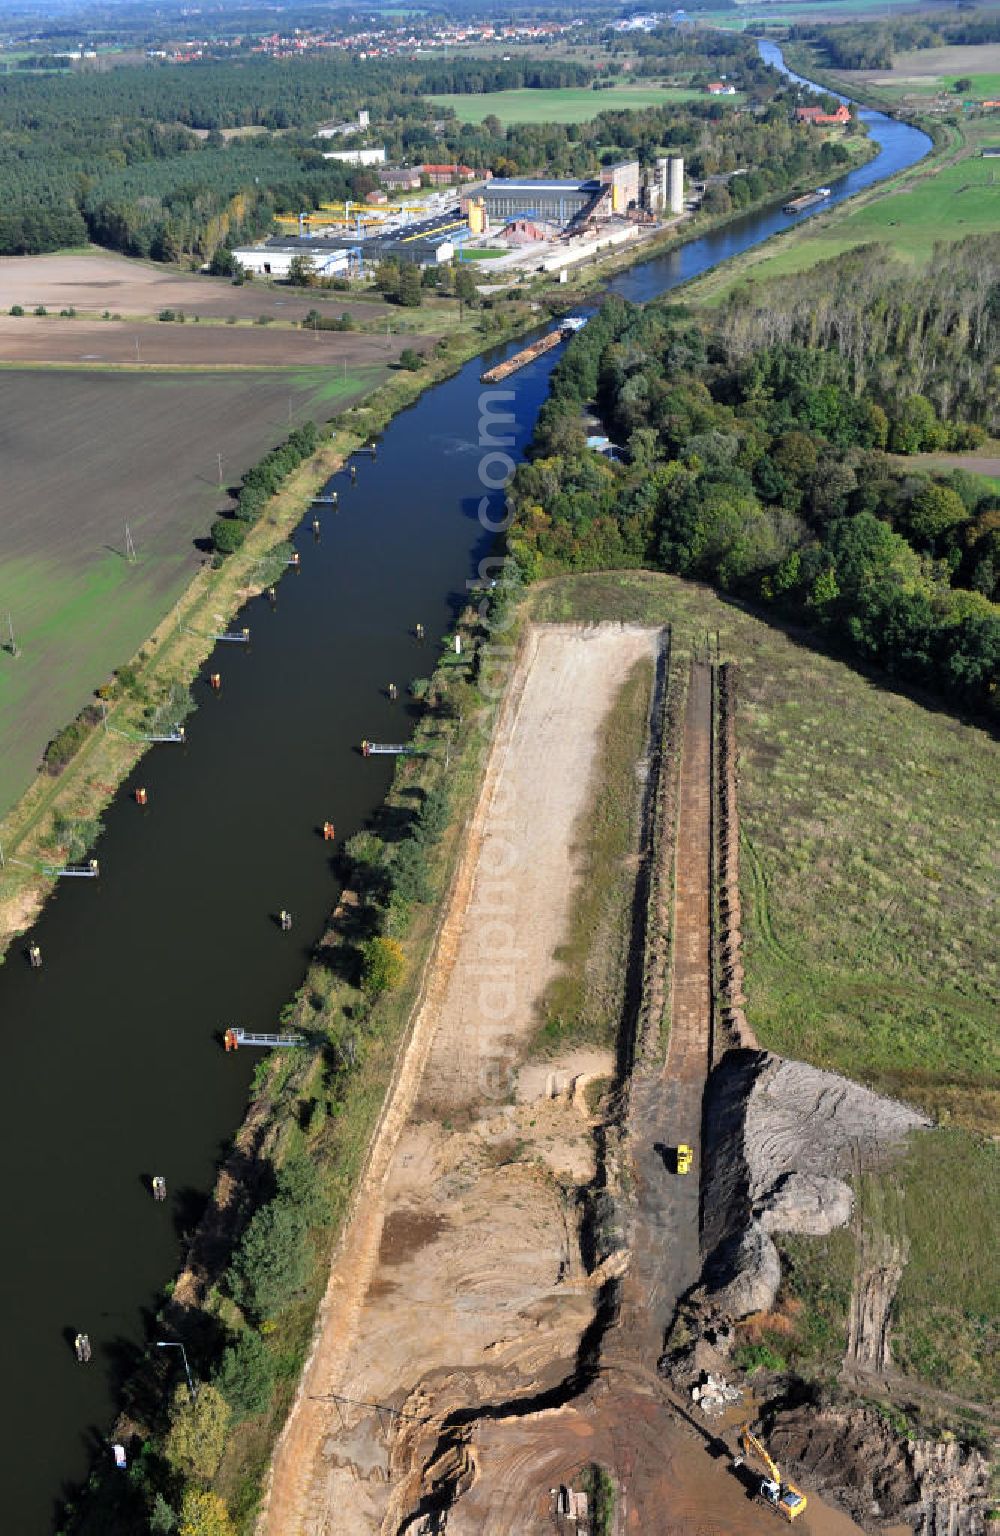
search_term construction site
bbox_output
[258,624,987,1536]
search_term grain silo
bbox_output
[667,156,685,215]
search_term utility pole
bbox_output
[217,452,224,488]
[134,336,141,363]
[6,611,19,658]
[124,522,137,564]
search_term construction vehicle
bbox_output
[676,1142,693,1174]
[733,1425,807,1522]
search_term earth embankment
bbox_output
[260,623,662,1535]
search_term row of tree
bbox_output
[509,238,1000,714]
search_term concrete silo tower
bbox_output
[667,156,685,215]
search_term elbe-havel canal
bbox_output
[2,46,929,1531]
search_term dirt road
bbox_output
[260,623,660,1536]
[616,660,713,1363]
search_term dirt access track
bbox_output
[261,623,659,1535]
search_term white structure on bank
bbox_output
[322,146,387,167]
[667,155,685,215]
[231,243,351,279]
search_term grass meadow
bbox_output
[530,570,998,1416]
[428,84,705,126]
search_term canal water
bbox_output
[1,47,930,1533]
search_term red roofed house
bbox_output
[795,104,851,126]
[420,164,480,187]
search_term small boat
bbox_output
[74,1332,92,1364]
[152,1175,167,1202]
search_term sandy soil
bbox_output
[261,623,659,1536]
[0,315,413,368]
[0,250,393,325]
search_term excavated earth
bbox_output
[260,641,991,1536]
[261,623,662,1535]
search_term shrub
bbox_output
[390,839,430,904]
[42,714,92,773]
[214,1329,275,1420]
[157,309,176,322]
[399,347,424,371]
[9,304,23,315]
[33,304,46,316]
[227,1197,310,1320]
[210,517,246,556]
[178,1488,236,1536]
[361,935,405,996]
[164,1383,230,1481]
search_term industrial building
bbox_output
[481,160,640,227]
[233,212,464,277]
[231,241,352,279]
[322,146,387,166]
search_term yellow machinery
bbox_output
[676,1143,693,1175]
[734,1426,807,1522]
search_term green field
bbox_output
[429,84,706,126]
[690,123,1000,303]
[0,365,377,817]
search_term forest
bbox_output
[795,10,1000,72]
[0,34,841,259]
[508,236,1000,714]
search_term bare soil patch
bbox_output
[0,250,389,325]
[261,623,659,1536]
[0,315,411,368]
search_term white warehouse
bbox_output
[231,243,351,279]
[322,147,387,167]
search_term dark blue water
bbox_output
[1,44,930,1532]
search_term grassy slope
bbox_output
[530,570,998,1415]
[428,84,705,126]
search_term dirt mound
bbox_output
[768,1405,991,1534]
[701,1051,930,1317]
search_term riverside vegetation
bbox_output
[61,574,527,1536]
[509,235,1000,716]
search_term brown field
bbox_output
[0,315,414,368]
[0,250,398,326]
[0,364,381,816]
[855,41,1000,83]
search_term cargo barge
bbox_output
[783,187,832,215]
[481,316,586,384]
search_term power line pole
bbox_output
[6,611,19,657]
[124,522,137,564]
[217,452,224,488]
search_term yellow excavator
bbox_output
[733,1425,808,1522]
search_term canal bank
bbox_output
[1,44,934,1535]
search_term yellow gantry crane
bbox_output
[733,1425,808,1522]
